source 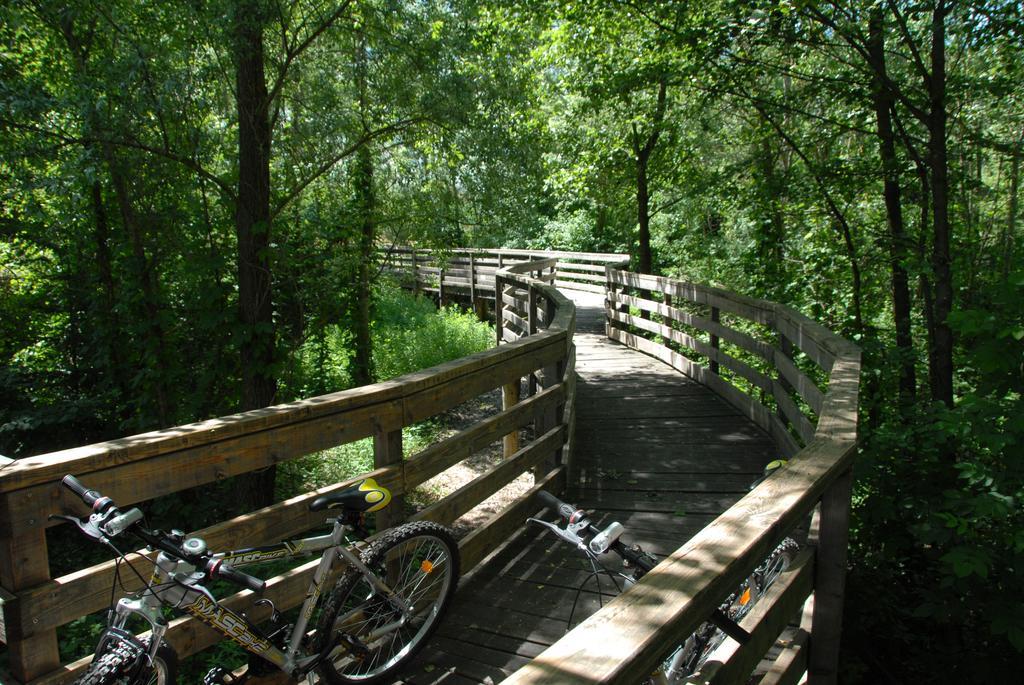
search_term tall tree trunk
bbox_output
[90,180,132,420]
[632,77,667,275]
[1006,134,1021,281]
[754,119,786,300]
[59,15,171,427]
[928,1,954,409]
[914,161,940,399]
[106,156,172,426]
[636,154,652,274]
[870,9,916,417]
[351,145,375,386]
[235,0,277,507]
[351,27,375,386]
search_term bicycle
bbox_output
[527,462,797,683]
[56,474,460,685]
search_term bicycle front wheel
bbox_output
[315,520,460,684]
[75,638,177,685]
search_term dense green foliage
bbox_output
[2,0,1022,682]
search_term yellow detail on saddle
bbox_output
[360,478,391,512]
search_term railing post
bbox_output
[710,306,721,374]
[469,253,477,304]
[527,287,538,397]
[502,379,521,459]
[495,275,505,346]
[534,343,564,479]
[373,428,404,532]
[0,530,60,683]
[438,267,446,307]
[662,292,673,349]
[562,346,577,482]
[411,249,420,297]
[809,467,854,685]
[604,265,615,338]
[777,333,796,421]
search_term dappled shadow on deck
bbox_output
[396,291,775,684]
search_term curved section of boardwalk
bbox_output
[400,292,776,684]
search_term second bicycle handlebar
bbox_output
[535,490,655,574]
[61,474,267,594]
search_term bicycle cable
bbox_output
[566,551,624,628]
[103,535,171,610]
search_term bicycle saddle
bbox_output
[309,478,392,513]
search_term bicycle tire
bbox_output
[75,638,177,685]
[754,537,799,594]
[657,537,800,683]
[315,520,460,684]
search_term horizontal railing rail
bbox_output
[504,268,860,685]
[0,256,577,685]
[384,247,630,299]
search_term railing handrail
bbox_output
[385,247,629,297]
[392,246,630,264]
[503,268,860,685]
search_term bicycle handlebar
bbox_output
[61,474,266,593]
[62,474,105,509]
[534,490,655,574]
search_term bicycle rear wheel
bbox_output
[315,520,459,684]
[754,537,799,595]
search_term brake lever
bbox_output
[527,517,587,551]
[49,513,107,541]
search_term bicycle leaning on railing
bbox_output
[56,474,460,685]
[527,462,797,684]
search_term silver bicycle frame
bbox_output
[112,518,409,678]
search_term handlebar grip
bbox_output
[62,475,102,508]
[208,560,266,594]
[536,490,577,522]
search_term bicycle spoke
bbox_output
[319,526,458,682]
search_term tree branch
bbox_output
[270,117,426,220]
[2,118,235,200]
[266,0,355,107]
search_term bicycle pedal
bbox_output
[203,666,239,685]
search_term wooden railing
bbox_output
[504,269,861,685]
[0,257,577,685]
[386,247,630,300]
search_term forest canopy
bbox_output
[1,0,1022,682]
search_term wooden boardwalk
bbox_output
[399,292,777,684]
